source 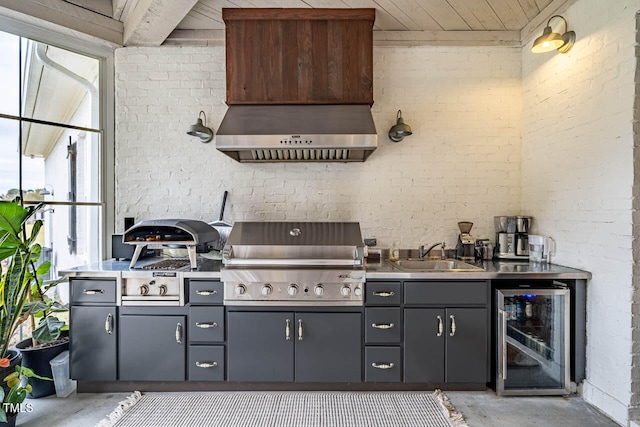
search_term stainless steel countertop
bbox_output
[60,257,591,281]
[365,259,591,280]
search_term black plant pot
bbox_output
[0,412,17,427]
[14,337,69,398]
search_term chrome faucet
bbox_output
[419,242,446,259]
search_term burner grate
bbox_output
[142,259,191,270]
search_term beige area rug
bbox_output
[96,390,468,427]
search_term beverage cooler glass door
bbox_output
[497,288,570,395]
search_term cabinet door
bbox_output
[294,313,361,383]
[118,315,186,381]
[404,308,445,383]
[70,306,117,380]
[227,312,294,382]
[446,308,487,383]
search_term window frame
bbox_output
[0,14,115,261]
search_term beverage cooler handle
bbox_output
[500,309,507,380]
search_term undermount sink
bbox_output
[393,259,483,272]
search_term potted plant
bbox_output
[0,199,62,399]
[14,277,69,398]
[0,362,50,427]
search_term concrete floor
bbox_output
[16,390,620,427]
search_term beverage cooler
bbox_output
[496,286,570,395]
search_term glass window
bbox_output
[0,28,105,277]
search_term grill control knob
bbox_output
[261,284,273,296]
[354,287,363,297]
[235,284,246,295]
[314,285,324,296]
[288,285,299,296]
[340,286,351,296]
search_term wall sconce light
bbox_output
[388,110,412,142]
[531,15,576,54]
[187,111,214,143]
[39,185,54,196]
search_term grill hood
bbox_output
[215,105,377,162]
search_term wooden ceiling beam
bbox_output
[123,0,200,46]
[374,30,521,46]
[0,0,122,46]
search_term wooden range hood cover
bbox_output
[217,8,377,163]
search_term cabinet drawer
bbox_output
[189,306,224,342]
[188,280,223,305]
[366,282,401,305]
[404,281,487,305]
[365,308,401,344]
[188,345,224,381]
[71,279,116,304]
[365,347,401,382]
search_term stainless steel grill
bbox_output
[221,222,365,306]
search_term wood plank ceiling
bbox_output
[178,0,553,31]
[0,0,574,47]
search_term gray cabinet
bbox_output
[70,278,118,381]
[70,305,117,380]
[119,315,186,381]
[294,313,361,383]
[227,311,361,382]
[227,312,293,382]
[404,307,487,383]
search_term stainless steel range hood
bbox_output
[215,105,377,162]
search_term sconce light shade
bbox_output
[187,111,214,143]
[531,15,576,54]
[388,110,412,142]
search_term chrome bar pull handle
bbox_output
[195,361,218,368]
[83,289,104,295]
[285,319,291,341]
[372,323,394,330]
[105,313,113,335]
[195,322,218,329]
[500,309,507,380]
[298,319,303,341]
[372,291,394,297]
[449,315,456,337]
[371,362,395,370]
[176,323,182,344]
[196,290,217,296]
[436,315,443,337]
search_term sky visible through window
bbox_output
[0,30,44,198]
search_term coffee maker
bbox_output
[494,216,531,259]
[456,221,475,261]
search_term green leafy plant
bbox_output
[0,199,66,356]
[0,363,51,422]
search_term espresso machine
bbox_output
[456,221,476,261]
[495,216,531,259]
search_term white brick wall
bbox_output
[114,45,522,250]
[521,1,640,424]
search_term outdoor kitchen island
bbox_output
[61,254,590,394]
